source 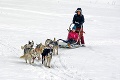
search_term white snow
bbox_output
[0,0,120,80]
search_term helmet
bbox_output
[72,26,76,30]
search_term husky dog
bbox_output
[21,43,36,64]
[45,39,53,47]
[53,38,59,55]
[24,48,36,64]
[20,40,34,58]
[21,44,31,58]
[34,43,45,62]
[45,38,59,55]
[41,47,53,68]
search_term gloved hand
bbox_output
[75,22,79,24]
[75,22,79,26]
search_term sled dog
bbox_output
[53,38,59,55]
[45,39,53,47]
[20,40,34,58]
[24,48,36,64]
[42,47,53,68]
[34,43,45,62]
[45,38,58,55]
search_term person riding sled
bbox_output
[72,8,85,46]
[67,27,79,44]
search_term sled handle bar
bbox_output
[69,23,73,29]
[67,23,73,31]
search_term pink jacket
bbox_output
[67,31,79,42]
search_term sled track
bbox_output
[30,60,70,80]
[0,39,81,80]
[52,48,82,80]
[0,38,97,80]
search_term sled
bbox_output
[58,40,81,49]
[57,23,85,48]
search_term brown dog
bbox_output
[33,43,45,63]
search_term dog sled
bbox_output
[58,23,85,48]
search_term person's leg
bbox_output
[67,39,74,44]
[81,36,85,45]
[58,39,68,43]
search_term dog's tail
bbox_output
[21,46,24,50]
[20,54,25,58]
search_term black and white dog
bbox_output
[41,47,53,68]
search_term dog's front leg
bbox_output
[47,57,51,68]
[56,47,58,55]
[42,55,44,64]
[25,56,27,63]
[42,56,46,65]
[29,58,32,64]
[32,57,36,63]
[53,48,55,55]
[25,59,27,63]
[44,57,47,67]
[38,53,41,60]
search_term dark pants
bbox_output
[67,39,76,44]
[58,39,76,44]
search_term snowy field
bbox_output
[0,0,120,80]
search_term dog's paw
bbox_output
[48,66,50,68]
[38,57,41,60]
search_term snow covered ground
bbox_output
[0,0,120,80]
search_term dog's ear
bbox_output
[40,43,42,45]
[32,40,34,44]
[54,38,56,41]
[36,44,39,46]
[28,41,31,44]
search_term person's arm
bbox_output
[81,15,85,24]
[73,15,80,26]
[73,15,76,24]
[79,15,85,26]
